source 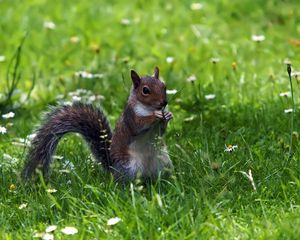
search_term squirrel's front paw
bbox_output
[163,111,173,122]
[154,110,164,120]
[154,110,173,121]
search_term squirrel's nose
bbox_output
[160,100,168,107]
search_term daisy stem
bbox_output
[287,64,295,161]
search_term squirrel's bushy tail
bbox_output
[22,103,112,179]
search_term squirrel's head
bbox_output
[130,67,167,111]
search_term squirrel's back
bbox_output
[22,103,112,179]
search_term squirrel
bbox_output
[22,67,173,183]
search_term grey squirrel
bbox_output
[22,67,173,182]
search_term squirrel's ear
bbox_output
[131,70,141,89]
[154,66,159,79]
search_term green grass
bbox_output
[1,0,300,239]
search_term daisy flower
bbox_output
[121,19,131,25]
[166,89,177,95]
[46,188,57,193]
[42,233,54,240]
[205,94,216,100]
[211,58,220,64]
[107,217,121,226]
[70,36,80,43]
[18,203,28,209]
[224,144,238,153]
[2,112,15,119]
[61,226,78,235]
[46,225,57,233]
[279,92,291,97]
[251,35,265,42]
[186,75,197,83]
[291,71,300,77]
[166,57,174,63]
[284,109,293,113]
[0,126,7,134]
[190,3,203,10]
[43,21,56,30]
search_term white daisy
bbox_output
[18,203,28,209]
[291,71,300,77]
[190,3,203,10]
[251,35,265,42]
[224,144,238,152]
[166,89,177,95]
[166,57,174,63]
[187,74,197,82]
[46,225,57,233]
[210,58,220,63]
[279,92,291,97]
[74,71,103,79]
[42,233,54,240]
[0,126,7,134]
[43,21,56,30]
[70,36,80,43]
[205,94,216,100]
[46,188,57,193]
[284,109,294,113]
[107,217,121,226]
[121,18,131,25]
[75,71,93,79]
[61,226,78,235]
[2,112,15,119]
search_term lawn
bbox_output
[1,0,300,239]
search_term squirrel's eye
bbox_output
[142,86,150,95]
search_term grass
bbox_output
[1,0,300,239]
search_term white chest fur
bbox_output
[133,101,153,117]
[127,124,172,178]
